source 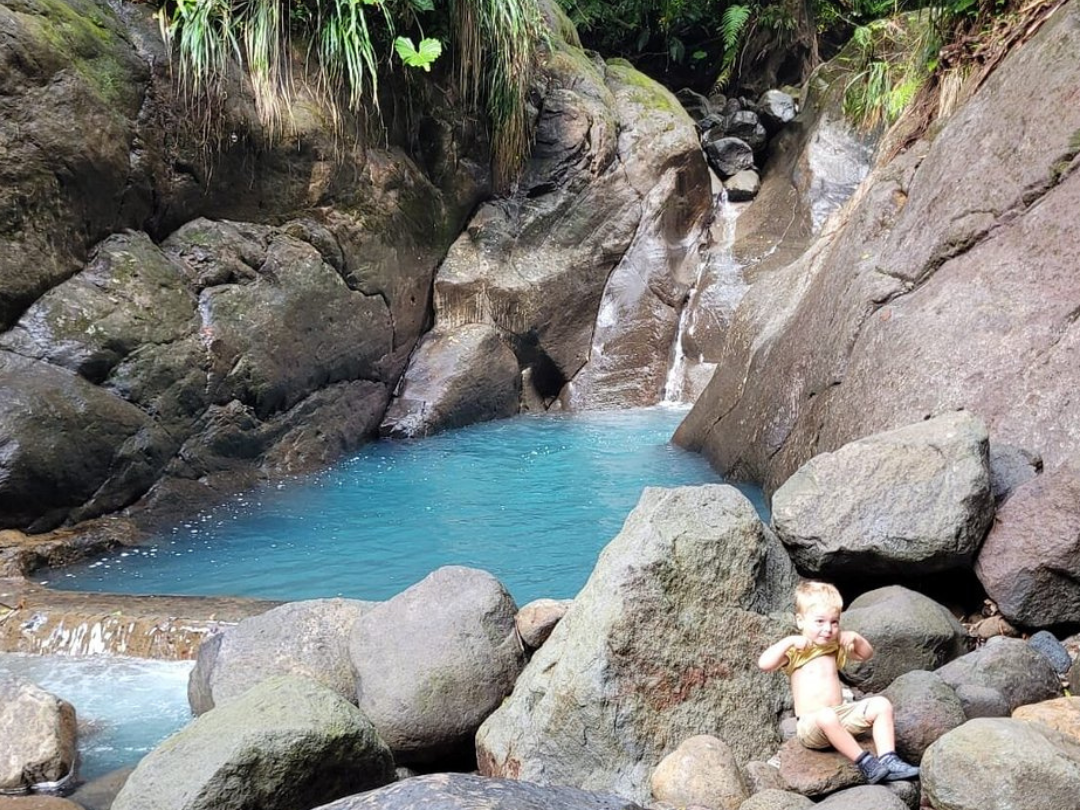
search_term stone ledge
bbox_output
[0,578,280,660]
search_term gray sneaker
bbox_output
[879,751,920,781]
[855,751,890,784]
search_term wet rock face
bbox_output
[0,0,487,534]
[0,222,399,532]
[402,45,712,416]
[0,0,150,331]
[380,324,522,438]
[675,2,1080,496]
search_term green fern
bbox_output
[721,3,751,52]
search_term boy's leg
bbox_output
[862,697,920,780]
[862,695,897,754]
[810,707,867,761]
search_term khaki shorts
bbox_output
[796,700,874,749]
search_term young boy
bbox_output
[758,580,919,783]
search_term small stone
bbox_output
[1028,630,1073,674]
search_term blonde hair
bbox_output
[795,580,843,617]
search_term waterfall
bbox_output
[662,186,742,403]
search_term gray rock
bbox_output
[0,0,147,333]
[976,455,1080,627]
[558,61,711,410]
[935,637,1062,711]
[757,90,797,130]
[112,675,394,810]
[738,788,813,810]
[312,773,645,810]
[704,136,756,178]
[814,785,909,810]
[476,485,797,803]
[1028,630,1073,674]
[649,735,748,810]
[0,351,157,532]
[0,676,77,793]
[882,670,966,762]
[723,110,769,151]
[725,170,762,202]
[922,718,1080,810]
[771,411,993,577]
[188,598,372,714]
[841,586,969,692]
[954,683,1010,719]
[988,443,1042,504]
[349,566,523,764]
[380,324,521,438]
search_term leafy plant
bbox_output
[158,0,541,187]
[394,35,443,70]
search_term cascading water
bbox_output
[662,186,745,403]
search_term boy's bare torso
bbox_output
[789,648,846,716]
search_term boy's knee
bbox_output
[868,696,893,718]
[814,706,840,727]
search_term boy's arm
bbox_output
[839,630,874,661]
[758,635,807,672]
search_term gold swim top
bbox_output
[781,640,848,676]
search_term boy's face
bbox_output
[796,605,840,645]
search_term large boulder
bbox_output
[675,2,1080,497]
[188,598,372,714]
[840,586,968,692]
[882,670,967,763]
[379,324,521,438]
[921,718,1080,810]
[975,454,1080,627]
[476,485,797,803]
[935,637,1062,712]
[312,773,645,810]
[348,566,523,764]
[0,677,77,793]
[112,675,394,810]
[771,411,993,577]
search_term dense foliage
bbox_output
[158,0,542,187]
[555,0,1032,125]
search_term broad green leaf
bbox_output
[394,36,443,71]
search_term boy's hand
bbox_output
[789,635,811,651]
[838,630,862,648]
